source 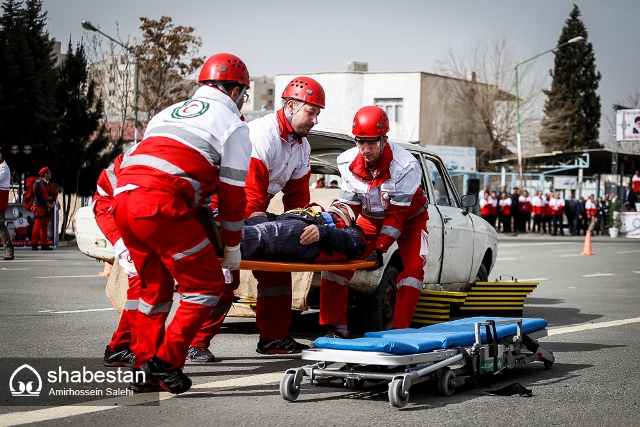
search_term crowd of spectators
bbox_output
[478,171,639,237]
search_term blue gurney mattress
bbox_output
[314,317,548,355]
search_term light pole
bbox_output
[81,20,139,143]
[515,36,584,186]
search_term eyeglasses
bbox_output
[242,92,250,103]
[355,138,381,148]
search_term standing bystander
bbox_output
[31,167,55,250]
[0,148,14,260]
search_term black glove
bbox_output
[366,248,384,271]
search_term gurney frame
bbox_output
[280,319,555,408]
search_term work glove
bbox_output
[366,248,384,271]
[221,244,241,271]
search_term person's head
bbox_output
[635,116,640,129]
[635,169,639,176]
[626,182,632,189]
[512,187,519,194]
[589,194,595,200]
[597,196,603,202]
[523,190,529,197]
[329,180,339,188]
[198,53,251,109]
[579,196,584,202]
[501,185,506,191]
[282,76,325,137]
[501,193,508,199]
[316,178,325,186]
[327,200,356,228]
[39,166,51,180]
[568,193,574,200]
[352,105,390,166]
[491,191,497,197]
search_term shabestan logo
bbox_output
[171,100,210,119]
[9,364,42,397]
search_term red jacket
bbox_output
[93,155,123,246]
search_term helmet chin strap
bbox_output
[216,84,246,108]
[286,100,306,124]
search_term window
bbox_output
[422,156,457,207]
[267,88,274,95]
[374,98,403,123]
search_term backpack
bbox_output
[23,176,39,212]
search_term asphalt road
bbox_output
[0,233,639,426]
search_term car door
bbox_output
[410,153,442,285]
[421,155,474,285]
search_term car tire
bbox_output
[350,265,398,332]
[475,263,488,283]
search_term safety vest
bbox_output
[499,198,511,215]
[480,198,492,216]
[585,199,597,218]
[116,85,252,247]
[550,197,565,215]
[337,141,427,253]
[244,111,311,214]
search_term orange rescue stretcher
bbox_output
[218,259,375,272]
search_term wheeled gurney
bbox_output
[280,317,555,408]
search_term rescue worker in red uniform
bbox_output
[93,154,141,371]
[31,167,54,250]
[319,106,429,338]
[112,53,252,394]
[188,77,325,359]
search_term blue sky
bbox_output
[44,0,639,145]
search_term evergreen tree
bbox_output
[0,0,57,178]
[54,39,114,238]
[540,5,601,150]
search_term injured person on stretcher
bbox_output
[203,200,367,263]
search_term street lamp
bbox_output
[81,20,139,143]
[514,36,584,186]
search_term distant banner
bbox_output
[1,203,59,248]
[620,212,640,238]
[616,109,640,141]
[425,145,476,173]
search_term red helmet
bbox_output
[198,53,250,88]
[281,76,325,108]
[352,106,390,138]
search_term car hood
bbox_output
[307,130,355,175]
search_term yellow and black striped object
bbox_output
[452,281,539,317]
[411,290,467,325]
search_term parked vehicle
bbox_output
[73,130,498,332]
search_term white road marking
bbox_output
[1,268,29,271]
[561,254,582,257]
[568,287,577,289]
[616,250,640,254]
[0,372,283,426]
[547,317,640,336]
[520,278,548,282]
[496,257,517,261]
[38,310,53,313]
[633,271,640,274]
[46,308,114,314]
[550,249,578,252]
[581,273,614,277]
[35,275,105,279]
[0,259,62,262]
[499,242,572,248]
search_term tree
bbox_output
[0,0,58,178]
[131,16,205,128]
[54,39,117,239]
[540,5,601,151]
[436,35,548,170]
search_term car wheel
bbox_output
[351,265,398,332]
[474,263,488,283]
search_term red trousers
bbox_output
[107,275,141,351]
[113,189,226,368]
[191,269,293,346]
[31,210,50,246]
[320,214,428,330]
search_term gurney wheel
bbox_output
[438,368,456,397]
[543,351,554,369]
[346,378,365,390]
[388,379,409,408]
[280,373,300,402]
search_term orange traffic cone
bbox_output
[98,262,113,276]
[580,230,594,256]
